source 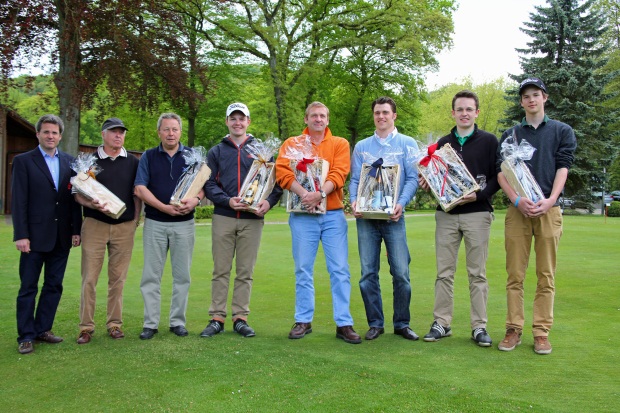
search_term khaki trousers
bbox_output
[79,218,136,332]
[504,206,562,337]
[433,211,492,329]
[209,215,264,322]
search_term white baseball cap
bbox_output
[226,102,250,118]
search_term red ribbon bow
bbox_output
[420,143,449,196]
[420,143,438,167]
[296,158,315,173]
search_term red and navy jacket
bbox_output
[205,134,282,219]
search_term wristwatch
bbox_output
[319,190,327,199]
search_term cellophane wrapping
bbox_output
[70,152,127,219]
[355,147,404,219]
[417,142,480,212]
[170,146,212,206]
[499,131,545,203]
[238,136,281,211]
[282,135,328,214]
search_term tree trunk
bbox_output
[187,116,196,147]
[269,55,287,139]
[54,0,82,156]
[347,69,369,149]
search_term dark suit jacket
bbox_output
[11,147,82,252]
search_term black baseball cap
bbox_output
[101,117,128,131]
[519,77,547,95]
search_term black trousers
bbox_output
[16,243,70,343]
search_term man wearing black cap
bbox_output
[74,118,141,344]
[496,78,577,355]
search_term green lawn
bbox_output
[0,208,618,412]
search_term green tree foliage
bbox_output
[418,77,511,140]
[502,0,619,195]
[594,0,620,190]
[309,0,455,147]
[175,0,455,140]
[607,200,620,216]
[190,63,280,148]
[8,76,59,121]
[0,1,207,154]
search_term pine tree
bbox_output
[502,0,619,195]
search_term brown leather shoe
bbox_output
[108,326,125,340]
[498,329,522,351]
[77,331,93,344]
[336,326,362,344]
[365,327,385,340]
[36,331,63,343]
[18,341,34,354]
[288,322,312,339]
[534,336,552,355]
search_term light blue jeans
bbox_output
[141,218,195,329]
[356,217,411,330]
[289,210,354,327]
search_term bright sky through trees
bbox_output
[425,0,547,90]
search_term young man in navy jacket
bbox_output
[496,78,576,355]
[201,103,282,338]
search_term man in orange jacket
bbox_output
[275,101,361,344]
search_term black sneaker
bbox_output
[200,320,224,338]
[233,319,256,338]
[472,327,492,347]
[423,321,452,342]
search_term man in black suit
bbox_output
[12,114,82,354]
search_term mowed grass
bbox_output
[0,208,618,412]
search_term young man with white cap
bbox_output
[496,77,577,355]
[74,118,142,344]
[201,103,282,338]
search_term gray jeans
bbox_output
[140,218,195,329]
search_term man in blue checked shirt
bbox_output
[349,96,419,342]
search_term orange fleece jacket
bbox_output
[275,127,350,210]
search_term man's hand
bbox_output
[72,235,81,247]
[229,196,250,211]
[418,175,430,191]
[175,196,201,215]
[253,200,270,217]
[301,191,323,213]
[163,204,184,216]
[527,197,556,218]
[457,192,477,205]
[351,201,363,218]
[15,239,30,253]
[91,198,111,214]
[390,204,404,222]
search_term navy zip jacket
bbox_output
[436,125,500,214]
[205,135,283,219]
[497,119,576,204]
